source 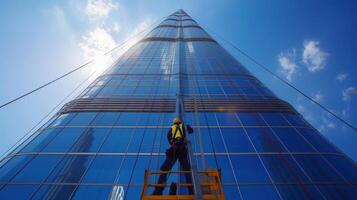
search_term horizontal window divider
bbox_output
[140,37,217,43]
[164,18,196,22]
[155,24,203,29]
[1,182,353,187]
[7,151,344,158]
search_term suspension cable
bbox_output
[201,25,357,132]
[0,16,165,110]
[0,70,97,162]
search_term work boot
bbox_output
[169,182,177,195]
[152,188,163,195]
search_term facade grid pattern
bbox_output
[0,10,356,200]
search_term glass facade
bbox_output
[0,10,356,199]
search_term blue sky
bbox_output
[0,0,356,161]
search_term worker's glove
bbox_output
[186,125,194,134]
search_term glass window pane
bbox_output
[13,155,63,182]
[20,128,61,153]
[260,113,289,126]
[240,185,280,200]
[317,184,356,200]
[216,113,241,126]
[277,184,325,200]
[45,155,94,183]
[71,128,111,153]
[324,155,357,183]
[273,128,315,152]
[82,155,122,183]
[260,154,309,183]
[237,112,266,126]
[91,112,120,126]
[72,185,113,200]
[231,155,270,183]
[223,186,242,200]
[298,128,337,153]
[31,184,77,200]
[99,128,133,153]
[246,128,286,152]
[67,112,97,126]
[49,113,76,127]
[221,128,254,152]
[0,155,34,182]
[294,155,344,182]
[0,184,39,199]
[43,128,85,152]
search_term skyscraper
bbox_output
[0,9,356,199]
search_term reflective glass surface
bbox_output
[0,10,356,200]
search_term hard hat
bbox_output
[173,117,181,124]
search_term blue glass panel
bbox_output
[91,112,120,126]
[0,155,34,182]
[215,113,241,126]
[20,128,61,152]
[294,155,344,182]
[324,155,357,183]
[82,155,122,183]
[260,113,289,126]
[223,186,242,200]
[116,113,149,126]
[140,129,159,153]
[277,184,325,200]
[130,156,149,184]
[71,128,111,152]
[43,128,85,152]
[246,128,286,152]
[127,128,145,152]
[31,184,77,200]
[49,113,76,127]
[215,155,236,183]
[297,128,338,153]
[283,113,307,127]
[317,184,357,200]
[117,156,136,184]
[208,128,225,152]
[67,112,97,126]
[13,155,63,182]
[0,184,39,199]
[125,186,142,199]
[221,128,254,152]
[240,185,280,200]
[231,155,270,183]
[237,112,266,126]
[260,154,309,183]
[46,155,94,183]
[273,128,315,152]
[72,185,113,200]
[99,128,133,152]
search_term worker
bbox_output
[152,117,194,195]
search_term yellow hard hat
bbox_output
[173,117,181,124]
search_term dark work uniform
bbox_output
[152,123,194,195]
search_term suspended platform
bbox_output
[141,170,225,200]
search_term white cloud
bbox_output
[342,87,355,102]
[336,73,348,82]
[111,22,120,33]
[312,91,323,103]
[79,27,117,78]
[85,0,118,19]
[278,49,297,81]
[302,40,328,72]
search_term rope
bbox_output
[201,25,357,132]
[0,70,97,162]
[0,16,165,110]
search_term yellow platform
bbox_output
[141,170,225,200]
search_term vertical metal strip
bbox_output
[176,13,203,199]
